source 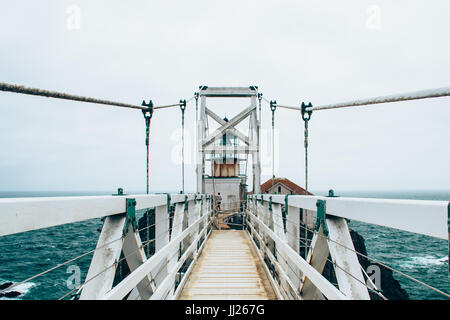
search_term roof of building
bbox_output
[260,177,314,195]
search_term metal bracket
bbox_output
[269,196,273,211]
[270,100,277,112]
[166,194,172,215]
[142,100,154,119]
[301,102,313,121]
[124,198,137,234]
[184,195,189,211]
[179,99,186,111]
[327,189,339,198]
[283,194,290,216]
[315,199,328,236]
[112,187,126,196]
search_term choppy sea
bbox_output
[0,190,448,300]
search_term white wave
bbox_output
[401,255,448,269]
[0,280,37,299]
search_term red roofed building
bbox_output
[260,177,314,195]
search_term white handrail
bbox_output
[0,193,206,237]
[251,195,449,240]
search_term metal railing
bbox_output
[0,193,213,300]
[245,194,449,300]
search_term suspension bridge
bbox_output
[0,83,449,300]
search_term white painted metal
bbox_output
[155,205,169,252]
[251,195,449,240]
[203,145,258,154]
[205,107,249,146]
[0,196,126,237]
[326,217,370,300]
[202,105,255,148]
[102,212,209,300]
[151,220,211,300]
[246,221,296,300]
[80,214,125,299]
[286,205,300,253]
[299,225,329,300]
[197,94,207,193]
[199,87,258,98]
[272,203,286,241]
[121,225,155,299]
[247,210,348,300]
[249,103,261,194]
[0,193,198,237]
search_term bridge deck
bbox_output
[179,230,277,300]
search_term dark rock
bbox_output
[4,291,22,298]
[0,282,13,291]
[349,229,409,300]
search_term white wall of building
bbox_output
[205,178,241,211]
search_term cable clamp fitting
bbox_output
[141,100,154,119]
[301,102,313,121]
[270,100,277,112]
[179,99,186,111]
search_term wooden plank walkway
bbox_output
[179,230,277,300]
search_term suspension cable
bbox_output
[180,100,186,193]
[194,92,199,121]
[142,100,154,194]
[301,103,312,194]
[0,82,185,111]
[308,86,450,112]
[267,86,450,112]
[270,100,277,187]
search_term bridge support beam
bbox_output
[80,214,126,300]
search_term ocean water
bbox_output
[0,190,448,300]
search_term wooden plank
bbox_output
[179,230,277,300]
[80,214,125,299]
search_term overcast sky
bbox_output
[0,0,449,194]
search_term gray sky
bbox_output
[0,0,449,193]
